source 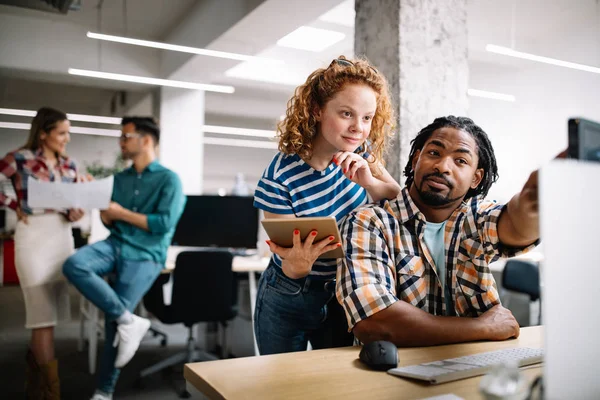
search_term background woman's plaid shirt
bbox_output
[336,187,537,330]
[0,148,80,215]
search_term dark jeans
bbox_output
[254,263,353,355]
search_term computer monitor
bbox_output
[568,118,600,161]
[540,160,600,399]
[171,195,259,249]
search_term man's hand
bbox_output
[266,230,340,279]
[101,201,125,222]
[67,208,85,222]
[477,305,520,341]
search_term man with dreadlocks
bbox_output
[336,116,540,346]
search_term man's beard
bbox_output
[416,173,463,207]
[121,150,138,160]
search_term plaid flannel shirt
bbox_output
[0,148,80,215]
[336,187,538,330]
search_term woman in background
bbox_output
[0,107,85,399]
[253,56,400,354]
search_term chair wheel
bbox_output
[160,338,167,347]
[179,390,191,398]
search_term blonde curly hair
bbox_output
[277,55,395,172]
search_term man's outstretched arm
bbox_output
[353,301,520,347]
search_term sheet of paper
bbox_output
[27,176,113,210]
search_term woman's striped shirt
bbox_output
[254,152,368,279]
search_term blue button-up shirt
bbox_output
[107,161,185,264]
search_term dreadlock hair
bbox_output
[403,116,499,200]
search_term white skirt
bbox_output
[14,213,75,329]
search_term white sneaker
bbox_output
[113,314,151,368]
[90,392,112,400]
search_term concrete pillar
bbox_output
[158,87,205,194]
[355,0,469,183]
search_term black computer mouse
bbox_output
[359,340,398,371]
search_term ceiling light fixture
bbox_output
[276,26,345,52]
[0,121,279,145]
[203,137,277,149]
[68,68,235,93]
[468,89,516,102]
[0,108,121,125]
[86,32,283,64]
[486,44,600,74]
[203,125,276,138]
[0,121,120,136]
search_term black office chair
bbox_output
[139,251,238,392]
[501,259,541,325]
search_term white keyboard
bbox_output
[387,347,543,384]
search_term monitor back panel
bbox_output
[540,160,600,399]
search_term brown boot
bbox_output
[25,349,43,399]
[40,359,60,400]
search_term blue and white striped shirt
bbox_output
[254,152,368,279]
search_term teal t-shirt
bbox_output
[107,161,186,264]
[423,220,452,315]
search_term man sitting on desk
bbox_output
[336,116,539,346]
[63,117,185,400]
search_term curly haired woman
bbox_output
[253,56,401,354]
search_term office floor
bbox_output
[0,284,199,400]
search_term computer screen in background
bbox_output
[171,195,259,249]
[568,118,600,161]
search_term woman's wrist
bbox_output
[281,259,311,279]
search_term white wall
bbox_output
[468,60,600,203]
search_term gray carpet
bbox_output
[0,284,208,399]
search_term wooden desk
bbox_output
[184,326,543,400]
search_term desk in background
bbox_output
[164,248,269,356]
[184,326,543,400]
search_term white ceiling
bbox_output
[0,0,599,126]
[0,0,197,40]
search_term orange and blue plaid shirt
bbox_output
[336,187,538,330]
[0,148,80,215]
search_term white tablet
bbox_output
[261,216,344,259]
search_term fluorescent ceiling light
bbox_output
[468,89,516,102]
[203,125,275,138]
[0,108,35,118]
[1,121,277,147]
[203,137,277,149]
[68,113,121,124]
[70,126,120,136]
[0,108,121,125]
[0,122,29,130]
[0,121,120,136]
[225,60,305,86]
[87,32,283,64]
[319,0,355,27]
[486,44,600,75]
[276,26,345,52]
[68,68,235,93]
